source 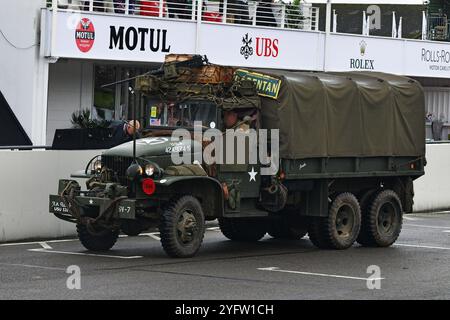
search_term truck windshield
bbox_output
[148,100,217,129]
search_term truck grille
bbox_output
[101,155,133,185]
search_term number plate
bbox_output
[49,195,70,214]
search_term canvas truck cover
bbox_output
[247,69,425,159]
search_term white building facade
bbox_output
[1,0,450,146]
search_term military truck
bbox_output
[49,55,425,258]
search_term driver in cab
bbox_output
[223,110,251,132]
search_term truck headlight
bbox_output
[93,160,103,172]
[126,163,143,181]
[145,164,155,177]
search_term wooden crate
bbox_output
[177,65,235,84]
[164,54,195,63]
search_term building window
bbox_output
[93,65,116,121]
[93,64,149,123]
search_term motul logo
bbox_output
[75,18,95,53]
[255,38,279,58]
[75,31,94,40]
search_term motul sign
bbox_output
[75,18,95,52]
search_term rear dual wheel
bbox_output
[357,189,403,247]
[268,215,307,240]
[218,218,267,242]
[308,192,361,250]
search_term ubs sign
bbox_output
[240,33,279,60]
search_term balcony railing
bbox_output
[427,13,449,41]
[47,0,319,31]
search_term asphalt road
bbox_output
[0,212,449,300]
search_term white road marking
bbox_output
[0,262,65,271]
[38,242,52,250]
[0,238,78,247]
[404,224,450,229]
[28,248,143,259]
[257,267,384,281]
[403,216,423,221]
[442,230,450,233]
[0,227,224,248]
[141,232,161,241]
[394,243,450,250]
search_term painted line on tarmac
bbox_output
[0,228,221,248]
[141,232,161,241]
[442,230,450,233]
[38,242,53,249]
[0,262,65,271]
[403,216,423,221]
[394,243,450,250]
[0,238,78,247]
[28,248,143,259]
[404,224,450,229]
[258,267,384,281]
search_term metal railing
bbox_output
[427,14,449,41]
[47,0,319,31]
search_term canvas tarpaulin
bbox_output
[250,69,425,159]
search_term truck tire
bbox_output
[308,192,361,250]
[357,189,403,247]
[218,218,266,242]
[268,217,307,240]
[159,195,205,258]
[77,224,119,251]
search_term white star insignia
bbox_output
[248,167,258,182]
[89,199,93,205]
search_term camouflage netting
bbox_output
[251,70,426,159]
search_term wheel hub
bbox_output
[335,205,355,238]
[177,210,197,244]
[378,203,395,234]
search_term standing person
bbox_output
[113,0,138,14]
[109,119,141,144]
[167,0,190,19]
[82,1,107,12]
[256,0,277,27]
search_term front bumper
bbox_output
[49,194,136,222]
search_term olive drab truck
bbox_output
[49,55,426,258]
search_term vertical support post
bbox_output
[51,0,58,58]
[89,0,94,11]
[332,9,337,33]
[223,0,228,24]
[281,4,286,29]
[252,2,257,26]
[195,0,203,53]
[323,0,331,72]
[192,0,196,21]
[422,11,427,40]
[159,0,164,18]
[125,0,130,14]
[325,0,331,34]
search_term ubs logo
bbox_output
[240,33,253,59]
[75,18,95,53]
[240,33,279,59]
